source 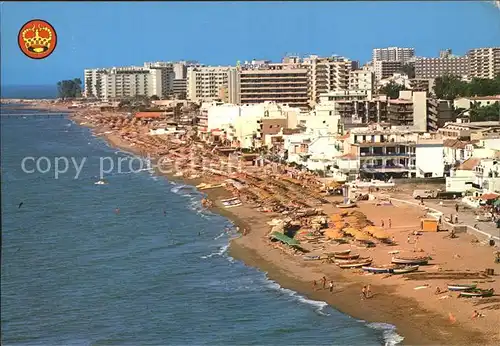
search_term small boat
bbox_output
[335,257,371,264]
[391,257,429,265]
[447,284,477,292]
[392,265,419,274]
[94,180,107,185]
[325,249,351,257]
[338,260,372,269]
[303,255,321,261]
[458,288,494,298]
[334,253,360,260]
[337,203,357,209]
[362,266,392,274]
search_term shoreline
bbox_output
[8,103,499,345]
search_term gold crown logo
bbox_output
[22,24,52,53]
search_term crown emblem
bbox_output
[22,24,53,53]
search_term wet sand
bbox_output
[15,102,500,345]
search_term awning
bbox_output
[269,231,300,246]
[480,193,499,201]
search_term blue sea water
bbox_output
[0,108,403,345]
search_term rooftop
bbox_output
[457,157,481,171]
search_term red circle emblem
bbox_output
[18,19,57,60]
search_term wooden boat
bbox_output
[458,288,494,298]
[447,284,477,292]
[303,255,321,261]
[326,249,351,256]
[392,265,419,274]
[334,253,360,260]
[335,257,371,264]
[338,260,372,269]
[337,203,357,209]
[362,266,392,274]
[391,256,429,265]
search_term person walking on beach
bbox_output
[361,285,367,299]
[313,280,317,290]
[455,204,459,213]
[329,281,334,293]
[366,284,372,298]
[381,220,385,228]
[388,218,392,229]
[321,276,327,289]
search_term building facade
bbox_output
[186,66,238,103]
[467,47,500,79]
[374,61,403,81]
[237,62,310,110]
[372,47,415,64]
[414,51,469,79]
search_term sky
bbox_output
[1,1,500,86]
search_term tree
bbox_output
[469,102,500,122]
[379,81,406,99]
[57,78,82,100]
[400,63,415,79]
[433,74,466,100]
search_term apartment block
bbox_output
[374,60,403,80]
[348,69,374,95]
[237,61,309,110]
[144,61,175,98]
[303,55,357,105]
[186,66,238,103]
[414,50,469,78]
[348,124,417,178]
[372,47,415,64]
[467,47,500,79]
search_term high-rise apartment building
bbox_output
[84,64,167,101]
[374,60,403,80]
[348,69,374,95]
[237,61,309,110]
[186,66,238,103]
[372,47,415,64]
[467,47,500,79]
[303,55,357,105]
[414,50,469,79]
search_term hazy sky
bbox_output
[1,1,500,85]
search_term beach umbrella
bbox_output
[363,225,383,235]
[324,229,344,240]
[372,230,390,240]
[333,221,345,230]
[343,227,359,236]
[354,232,371,241]
[329,214,342,222]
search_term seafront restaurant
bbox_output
[134,111,165,124]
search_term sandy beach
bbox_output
[8,101,500,345]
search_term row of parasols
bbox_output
[324,215,390,242]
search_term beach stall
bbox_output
[420,218,439,232]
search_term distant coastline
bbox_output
[0,85,58,100]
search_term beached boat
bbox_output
[392,265,419,274]
[458,288,494,298]
[338,260,372,269]
[303,255,321,261]
[362,266,392,274]
[335,257,371,264]
[334,253,360,260]
[391,256,429,265]
[337,203,357,209]
[447,284,477,292]
[326,249,351,257]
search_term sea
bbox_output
[0,105,403,345]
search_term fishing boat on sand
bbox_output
[391,256,429,265]
[337,203,357,209]
[392,265,419,274]
[325,249,351,257]
[335,257,371,264]
[303,255,321,261]
[447,284,477,292]
[338,260,372,269]
[334,253,359,260]
[362,266,392,274]
[458,288,494,298]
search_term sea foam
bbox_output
[366,322,404,345]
